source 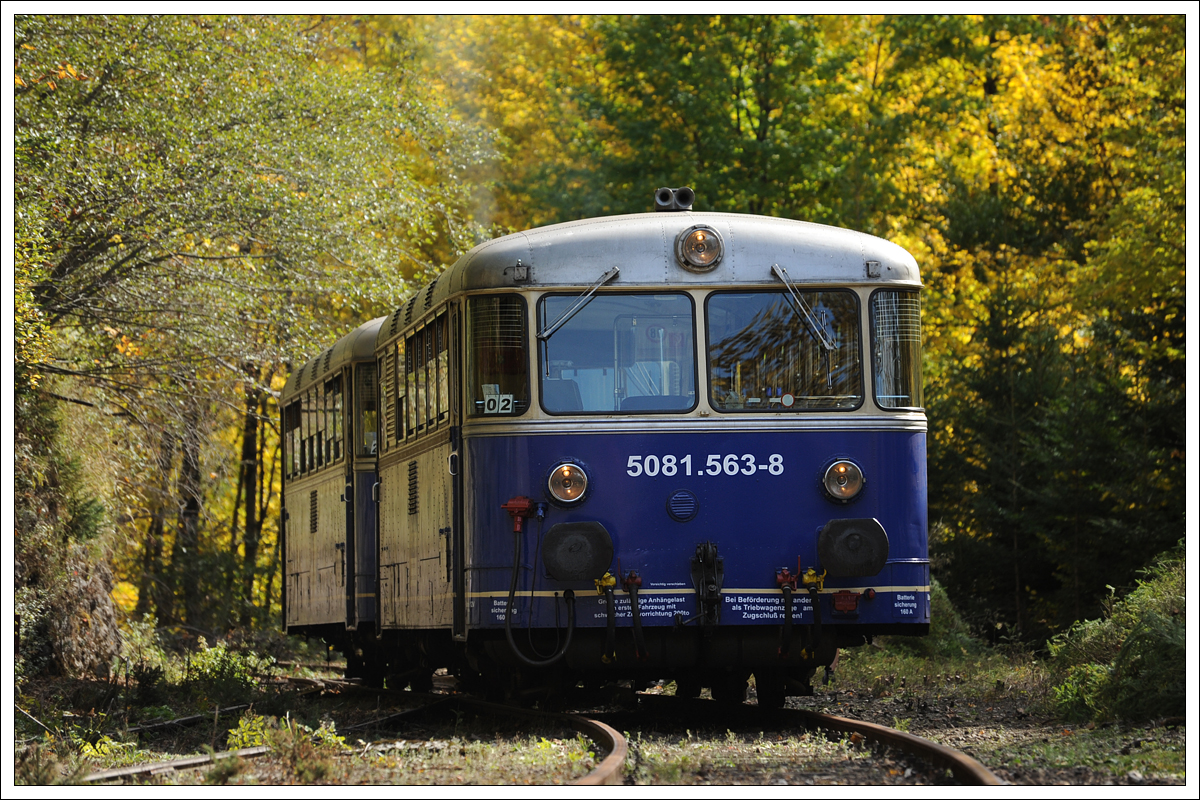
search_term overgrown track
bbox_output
[788,708,1000,785]
[83,677,627,785]
[631,693,1002,786]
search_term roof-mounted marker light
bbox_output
[675,224,723,272]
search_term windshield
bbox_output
[706,290,862,411]
[538,293,696,413]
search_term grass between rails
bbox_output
[624,728,876,785]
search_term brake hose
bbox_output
[504,522,576,668]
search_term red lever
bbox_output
[501,496,535,533]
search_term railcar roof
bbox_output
[378,212,919,342]
[283,316,384,398]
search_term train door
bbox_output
[450,304,466,640]
[348,364,378,630]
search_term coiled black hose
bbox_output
[504,527,576,667]
[602,585,616,662]
[779,584,794,656]
[628,582,648,661]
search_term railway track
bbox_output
[83,677,625,785]
[82,677,998,785]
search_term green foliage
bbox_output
[185,637,274,703]
[1048,547,1185,722]
[881,578,985,659]
[14,391,121,681]
[14,13,495,649]
[266,716,346,782]
[203,750,246,785]
[226,712,270,750]
[15,744,89,786]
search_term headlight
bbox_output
[823,460,865,503]
[675,224,724,272]
[548,462,589,504]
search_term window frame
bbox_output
[703,288,865,414]
[466,293,531,419]
[537,290,699,416]
[868,287,924,412]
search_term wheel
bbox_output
[674,675,702,698]
[753,671,787,708]
[345,649,387,688]
[710,671,748,704]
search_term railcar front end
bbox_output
[283,200,929,705]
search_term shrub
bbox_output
[877,578,986,658]
[185,637,272,705]
[1048,545,1185,722]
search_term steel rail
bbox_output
[454,696,627,785]
[788,708,1001,786]
[634,692,1000,786]
[84,746,272,783]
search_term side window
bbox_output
[326,375,343,463]
[394,340,406,443]
[467,295,529,417]
[300,389,311,473]
[871,289,923,410]
[436,314,450,422]
[406,330,418,435]
[317,382,327,467]
[356,363,378,456]
[284,401,301,479]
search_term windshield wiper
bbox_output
[536,266,620,341]
[772,263,835,351]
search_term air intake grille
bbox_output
[309,490,318,533]
[666,490,699,522]
[407,461,419,516]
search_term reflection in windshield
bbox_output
[540,293,695,413]
[707,291,861,411]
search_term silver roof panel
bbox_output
[282,316,385,399]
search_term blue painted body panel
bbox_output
[466,428,928,629]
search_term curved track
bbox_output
[788,707,1000,785]
[632,692,1001,786]
[83,680,627,786]
[83,677,996,786]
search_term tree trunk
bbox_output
[170,391,204,630]
[238,366,264,627]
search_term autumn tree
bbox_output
[14,14,492,663]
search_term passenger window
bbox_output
[706,291,862,411]
[326,375,343,463]
[284,401,301,478]
[468,296,529,417]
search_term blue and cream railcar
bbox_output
[280,317,386,677]
[284,190,928,705]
